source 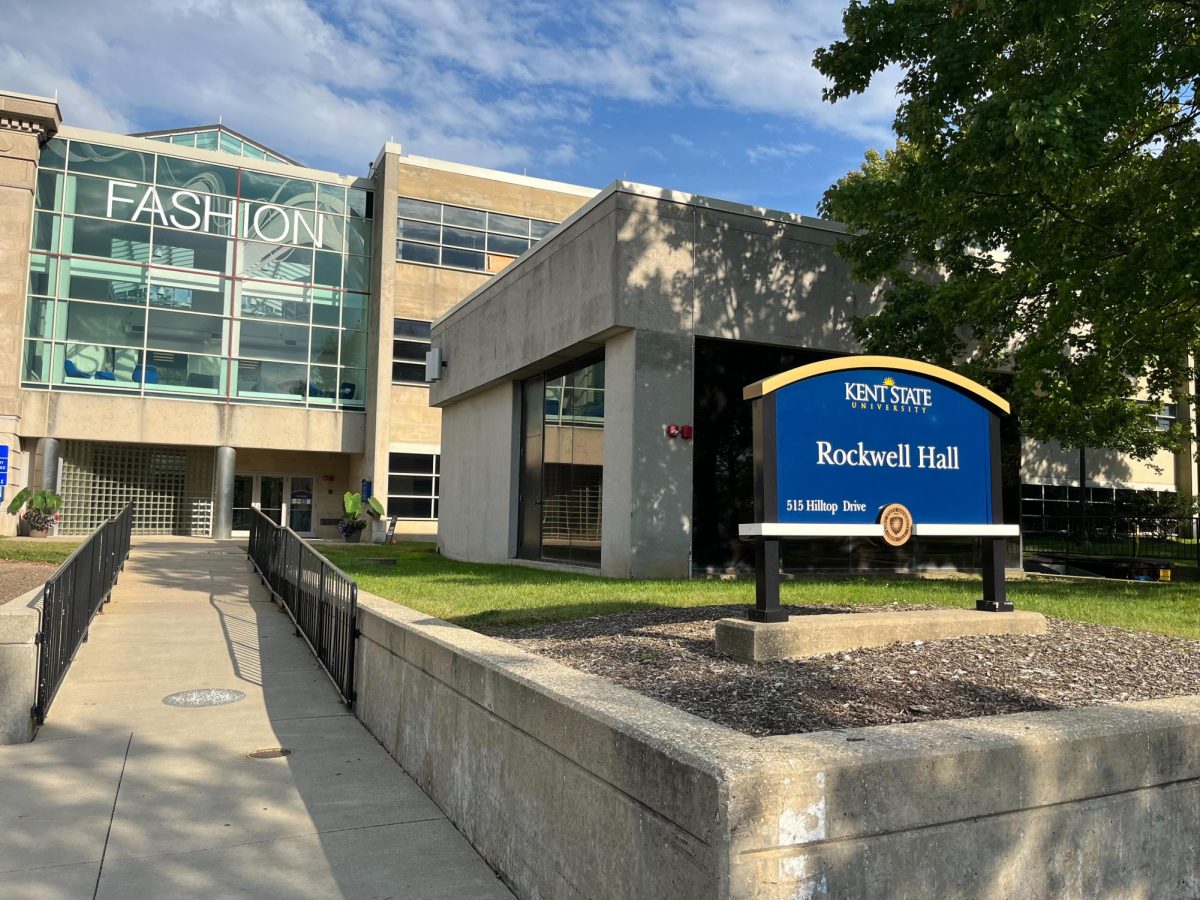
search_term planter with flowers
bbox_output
[6,487,63,537]
[338,491,385,542]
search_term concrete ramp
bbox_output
[0,538,512,899]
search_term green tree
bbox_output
[814,0,1199,458]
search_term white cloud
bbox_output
[639,145,667,162]
[0,0,900,175]
[746,141,816,164]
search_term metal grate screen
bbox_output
[60,441,214,535]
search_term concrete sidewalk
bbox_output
[0,538,513,900]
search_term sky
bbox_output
[0,0,901,215]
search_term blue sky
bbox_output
[1,0,900,215]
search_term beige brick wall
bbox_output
[382,155,592,455]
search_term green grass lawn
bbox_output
[321,542,1200,639]
[0,537,81,566]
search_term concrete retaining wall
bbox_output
[0,586,41,744]
[354,593,1200,899]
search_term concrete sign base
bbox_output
[715,608,1048,662]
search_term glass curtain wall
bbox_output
[145,128,292,164]
[24,137,373,409]
[537,359,604,566]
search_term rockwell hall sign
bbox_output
[739,356,1020,622]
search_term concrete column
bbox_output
[0,93,61,538]
[213,446,236,539]
[37,436,60,492]
[601,329,695,578]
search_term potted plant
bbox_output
[338,491,386,542]
[6,487,63,538]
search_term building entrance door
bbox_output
[288,477,314,534]
[232,475,254,532]
[231,474,317,536]
[260,476,285,525]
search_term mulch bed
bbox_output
[0,562,57,605]
[494,604,1200,736]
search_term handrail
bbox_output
[246,507,358,706]
[35,502,134,725]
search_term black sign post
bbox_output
[977,413,1013,611]
[751,393,787,622]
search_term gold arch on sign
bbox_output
[743,355,1010,414]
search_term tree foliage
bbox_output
[814,0,1200,457]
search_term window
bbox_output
[1147,402,1178,433]
[395,197,556,274]
[393,318,431,384]
[387,452,439,519]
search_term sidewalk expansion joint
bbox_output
[91,732,133,900]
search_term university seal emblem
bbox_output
[880,503,913,547]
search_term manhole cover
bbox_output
[162,689,246,708]
[248,747,294,759]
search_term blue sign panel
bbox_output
[743,356,1014,620]
[768,366,997,526]
[0,445,8,487]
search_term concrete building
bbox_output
[430,182,1198,577]
[0,89,593,540]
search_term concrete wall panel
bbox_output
[437,379,518,562]
[17,391,366,454]
[601,330,694,578]
[388,386,441,445]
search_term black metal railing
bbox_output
[1023,515,1200,567]
[247,507,357,705]
[35,503,133,725]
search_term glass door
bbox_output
[260,476,285,525]
[232,475,253,534]
[288,477,314,535]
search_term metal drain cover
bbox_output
[248,747,293,759]
[162,688,247,708]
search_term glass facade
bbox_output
[24,137,373,409]
[396,197,557,274]
[520,358,604,566]
[144,127,292,164]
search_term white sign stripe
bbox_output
[739,523,1019,538]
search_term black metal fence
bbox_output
[247,507,357,705]
[35,503,133,725]
[1023,515,1200,567]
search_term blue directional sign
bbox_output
[0,445,8,487]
